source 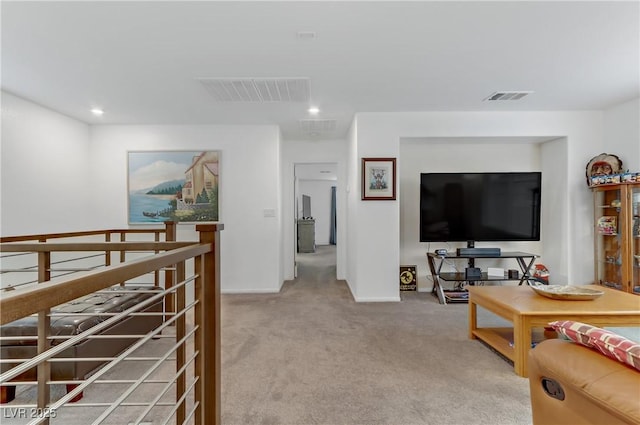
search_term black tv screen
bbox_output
[419,172,541,243]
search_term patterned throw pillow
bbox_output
[548,320,595,347]
[588,328,640,372]
[548,320,640,372]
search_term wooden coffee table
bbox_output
[468,285,640,377]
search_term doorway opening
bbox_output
[294,163,338,280]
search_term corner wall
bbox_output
[1,92,92,235]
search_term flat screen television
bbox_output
[419,172,541,243]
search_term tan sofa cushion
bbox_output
[529,339,640,425]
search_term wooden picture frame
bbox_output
[399,265,417,291]
[362,157,396,200]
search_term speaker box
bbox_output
[465,267,482,280]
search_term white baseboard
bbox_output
[352,296,401,303]
[221,288,281,294]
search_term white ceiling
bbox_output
[2,1,638,141]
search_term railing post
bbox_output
[105,231,111,267]
[164,222,177,319]
[195,224,222,425]
[37,245,51,424]
[119,232,126,287]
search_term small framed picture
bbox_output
[362,157,396,200]
[399,265,417,291]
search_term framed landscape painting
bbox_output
[128,151,220,224]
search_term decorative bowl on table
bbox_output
[529,284,604,301]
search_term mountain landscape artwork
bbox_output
[128,151,220,224]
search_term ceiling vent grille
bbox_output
[198,78,310,102]
[299,119,337,133]
[484,91,533,101]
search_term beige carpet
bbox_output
[221,245,532,425]
[3,245,534,424]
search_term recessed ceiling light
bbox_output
[91,108,104,116]
[308,107,320,114]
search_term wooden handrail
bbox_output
[0,228,171,243]
[0,243,210,325]
[0,241,195,253]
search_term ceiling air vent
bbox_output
[299,119,337,134]
[484,91,533,101]
[198,78,310,102]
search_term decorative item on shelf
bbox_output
[399,265,417,291]
[532,264,550,283]
[597,216,618,235]
[585,153,623,186]
[621,171,640,183]
[605,249,621,265]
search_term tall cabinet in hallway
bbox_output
[297,219,316,253]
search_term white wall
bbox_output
[281,139,347,281]
[346,119,359,298]
[297,179,335,245]
[399,139,545,291]
[1,91,92,235]
[352,111,603,301]
[604,97,640,171]
[88,124,282,294]
[539,137,569,284]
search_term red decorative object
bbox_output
[532,263,550,283]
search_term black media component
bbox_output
[419,172,542,243]
[508,269,520,279]
[456,247,501,256]
[465,267,482,280]
[435,248,448,256]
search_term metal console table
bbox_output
[427,251,539,304]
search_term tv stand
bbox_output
[426,251,539,304]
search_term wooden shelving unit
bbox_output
[591,182,640,294]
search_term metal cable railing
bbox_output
[0,223,222,425]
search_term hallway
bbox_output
[294,245,338,286]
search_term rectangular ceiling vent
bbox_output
[484,91,533,101]
[198,78,310,102]
[298,119,337,133]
